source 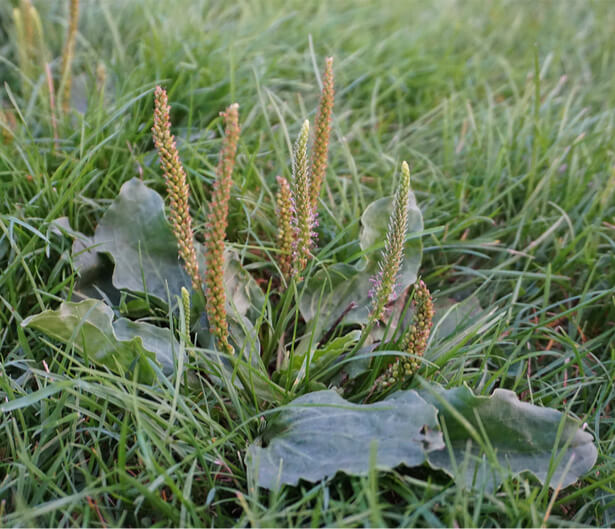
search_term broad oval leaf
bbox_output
[359,193,423,267]
[419,384,598,490]
[300,189,423,332]
[53,182,265,320]
[222,248,266,322]
[247,389,443,489]
[94,178,191,300]
[21,299,180,382]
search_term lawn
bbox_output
[0,0,614,527]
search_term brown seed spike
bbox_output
[152,86,201,290]
[203,103,240,356]
[310,57,334,212]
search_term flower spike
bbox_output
[204,103,240,356]
[310,56,334,211]
[369,161,411,323]
[292,120,316,277]
[152,86,201,289]
[375,280,434,390]
[275,175,295,281]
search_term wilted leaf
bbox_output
[247,389,443,489]
[419,384,598,490]
[22,299,180,382]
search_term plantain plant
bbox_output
[23,58,597,492]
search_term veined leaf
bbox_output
[247,384,597,491]
[300,189,423,336]
[22,299,180,382]
[419,384,598,490]
[94,178,191,301]
[53,181,265,320]
[247,389,443,489]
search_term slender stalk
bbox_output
[44,63,59,151]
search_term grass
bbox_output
[1,0,614,526]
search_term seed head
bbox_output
[398,279,434,374]
[60,0,79,113]
[292,120,316,277]
[369,161,411,323]
[181,286,191,335]
[310,57,334,211]
[204,103,240,356]
[152,86,201,290]
[374,279,434,390]
[275,175,295,281]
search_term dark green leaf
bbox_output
[247,389,443,489]
[300,190,423,334]
[419,384,598,490]
[22,299,180,382]
[94,178,191,301]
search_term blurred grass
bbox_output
[0,0,614,526]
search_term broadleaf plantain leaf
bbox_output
[22,299,180,382]
[247,389,443,489]
[419,384,598,491]
[53,181,265,321]
[299,189,423,335]
[93,178,191,301]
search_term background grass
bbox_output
[1,0,614,526]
